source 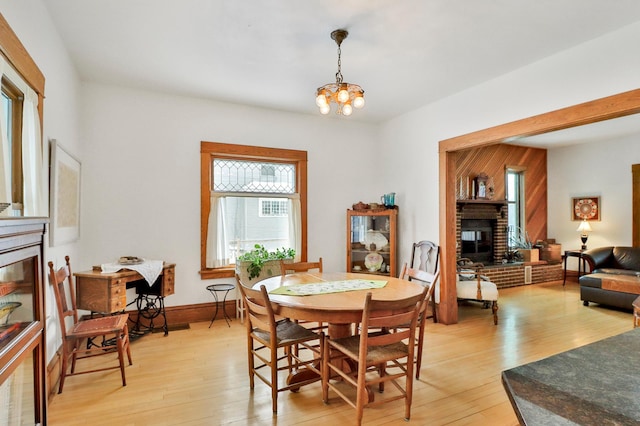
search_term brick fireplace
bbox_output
[456,201,508,264]
[455,200,562,287]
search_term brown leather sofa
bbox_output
[579,246,640,310]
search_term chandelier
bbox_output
[315,29,365,116]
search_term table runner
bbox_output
[269,279,387,296]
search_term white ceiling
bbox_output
[44,0,640,136]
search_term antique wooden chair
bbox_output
[238,279,324,413]
[410,240,440,322]
[279,258,323,276]
[48,256,132,393]
[279,258,325,333]
[456,258,499,325]
[322,288,426,426]
[398,263,439,379]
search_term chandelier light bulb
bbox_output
[315,91,328,107]
[319,104,331,115]
[337,85,349,103]
[353,93,365,109]
[342,103,353,116]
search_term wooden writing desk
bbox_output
[74,263,175,335]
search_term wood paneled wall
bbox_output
[456,143,547,243]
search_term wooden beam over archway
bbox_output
[438,88,640,324]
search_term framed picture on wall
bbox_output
[49,140,81,246]
[571,196,600,221]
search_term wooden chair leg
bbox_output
[58,354,68,394]
[247,336,255,390]
[492,301,499,325]
[405,369,413,421]
[321,338,329,403]
[271,346,278,413]
[415,321,425,379]
[431,299,438,323]
[123,324,133,365]
[116,332,127,386]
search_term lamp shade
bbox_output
[576,220,592,233]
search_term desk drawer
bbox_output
[76,277,127,313]
[162,267,175,296]
[108,281,127,311]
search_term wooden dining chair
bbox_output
[279,257,323,276]
[322,287,427,426]
[48,256,132,393]
[237,278,324,414]
[399,263,439,379]
[279,258,326,335]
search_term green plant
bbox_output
[507,225,532,249]
[237,244,295,280]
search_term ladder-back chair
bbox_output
[322,288,427,425]
[279,258,325,332]
[279,258,323,276]
[399,263,439,379]
[48,256,132,393]
[238,278,324,413]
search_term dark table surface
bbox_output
[502,328,640,425]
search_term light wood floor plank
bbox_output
[48,280,632,425]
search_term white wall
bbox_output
[380,21,640,266]
[1,0,83,361]
[548,137,640,250]
[79,83,379,306]
[4,0,640,364]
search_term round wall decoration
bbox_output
[572,196,600,221]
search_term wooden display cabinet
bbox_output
[347,209,397,277]
[0,218,47,425]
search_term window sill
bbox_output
[200,267,235,279]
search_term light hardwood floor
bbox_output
[48,280,633,425]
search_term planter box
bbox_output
[235,259,293,285]
[519,248,539,263]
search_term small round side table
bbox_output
[206,283,235,328]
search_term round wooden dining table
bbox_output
[254,271,424,391]
[255,271,424,339]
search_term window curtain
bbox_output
[288,197,301,262]
[21,86,45,216]
[206,193,229,268]
[206,193,302,268]
[0,57,11,213]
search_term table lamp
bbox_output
[576,219,592,250]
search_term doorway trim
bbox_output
[437,88,640,324]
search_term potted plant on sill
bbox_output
[235,244,296,284]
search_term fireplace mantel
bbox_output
[457,200,507,212]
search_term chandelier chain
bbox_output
[335,45,343,84]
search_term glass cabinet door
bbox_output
[347,209,397,276]
[0,246,38,348]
